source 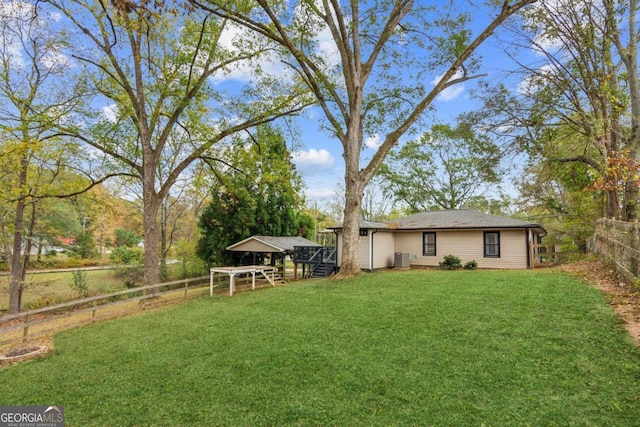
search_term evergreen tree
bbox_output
[197,126,309,266]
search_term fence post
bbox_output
[22,313,29,343]
[632,222,639,278]
[184,280,188,298]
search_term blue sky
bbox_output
[288,54,526,206]
[276,5,537,207]
[290,92,477,204]
[36,0,537,208]
[203,3,539,208]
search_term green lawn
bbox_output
[1,269,639,426]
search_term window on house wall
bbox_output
[484,231,500,258]
[359,229,369,237]
[423,232,436,256]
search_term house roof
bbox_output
[226,235,321,253]
[329,209,546,232]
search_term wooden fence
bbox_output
[589,218,640,282]
[0,275,213,348]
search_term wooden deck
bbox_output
[210,265,277,296]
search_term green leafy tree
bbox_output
[378,123,502,212]
[114,229,142,248]
[0,3,89,313]
[474,0,639,220]
[198,125,308,265]
[194,0,537,276]
[69,230,98,259]
[44,0,311,291]
[516,130,603,251]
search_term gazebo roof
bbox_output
[226,235,321,253]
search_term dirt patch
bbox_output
[559,259,640,345]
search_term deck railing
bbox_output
[294,246,336,277]
[294,246,336,263]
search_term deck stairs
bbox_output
[294,246,337,278]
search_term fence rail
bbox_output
[0,275,211,348]
[589,218,640,282]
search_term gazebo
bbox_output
[226,235,323,279]
[210,236,336,296]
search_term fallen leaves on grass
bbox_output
[560,259,640,345]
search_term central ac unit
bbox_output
[394,252,410,268]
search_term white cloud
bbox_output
[517,64,555,95]
[432,70,465,101]
[41,49,72,72]
[525,0,595,57]
[306,187,336,200]
[292,148,335,174]
[101,104,118,122]
[364,133,381,149]
[209,22,289,84]
[315,26,341,70]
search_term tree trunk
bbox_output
[8,151,30,314]
[8,198,26,315]
[339,179,364,276]
[143,185,161,294]
[160,200,168,281]
[624,0,640,221]
[607,188,619,219]
[337,130,365,277]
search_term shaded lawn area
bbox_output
[1,269,639,426]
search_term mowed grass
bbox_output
[1,269,639,426]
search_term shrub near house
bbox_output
[331,210,545,271]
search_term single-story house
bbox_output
[329,209,546,270]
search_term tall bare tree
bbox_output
[192,0,537,276]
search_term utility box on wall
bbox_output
[394,252,410,268]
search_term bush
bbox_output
[114,229,142,248]
[113,266,144,289]
[110,246,144,265]
[22,295,68,310]
[439,254,462,270]
[464,260,478,270]
[70,269,90,297]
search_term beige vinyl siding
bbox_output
[229,240,275,253]
[334,232,372,269]
[358,234,370,269]
[372,231,395,269]
[393,229,529,269]
[335,230,395,270]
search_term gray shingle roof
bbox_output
[387,210,542,229]
[227,235,321,252]
[330,209,544,231]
